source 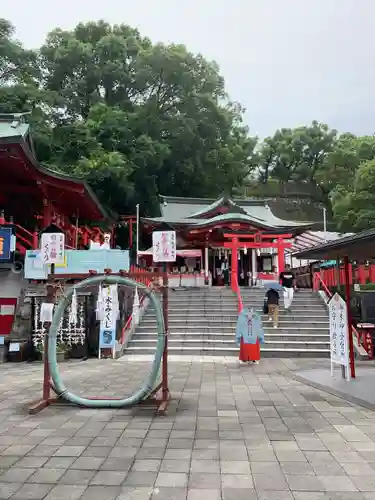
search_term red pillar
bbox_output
[231,237,238,292]
[42,199,52,228]
[277,238,285,274]
[344,256,356,379]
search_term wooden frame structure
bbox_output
[29,269,170,416]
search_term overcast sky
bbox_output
[3,0,375,138]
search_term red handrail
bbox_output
[120,268,154,344]
[313,273,332,298]
[233,275,244,313]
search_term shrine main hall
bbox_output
[140,195,314,287]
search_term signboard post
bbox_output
[41,233,65,265]
[152,231,176,263]
[329,292,351,381]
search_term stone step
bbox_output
[132,332,330,342]
[129,340,329,350]
[124,345,330,358]
[160,314,329,321]
[136,327,329,335]
[141,318,329,326]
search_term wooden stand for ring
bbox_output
[29,264,59,414]
[29,268,170,416]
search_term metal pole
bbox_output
[323,207,327,233]
[136,204,139,266]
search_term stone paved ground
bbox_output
[0,357,375,499]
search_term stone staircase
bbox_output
[125,287,330,357]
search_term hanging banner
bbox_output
[329,292,350,380]
[152,230,176,262]
[99,286,117,351]
[41,233,65,265]
[0,226,15,264]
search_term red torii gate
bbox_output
[223,232,293,291]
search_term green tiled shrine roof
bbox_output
[142,195,314,230]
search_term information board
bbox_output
[41,233,65,265]
[152,231,176,263]
[329,292,350,380]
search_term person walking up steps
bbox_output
[265,287,279,328]
[279,264,296,311]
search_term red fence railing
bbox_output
[314,264,375,288]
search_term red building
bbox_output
[0,113,111,339]
[141,195,314,289]
[0,113,109,254]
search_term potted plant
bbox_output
[36,342,67,362]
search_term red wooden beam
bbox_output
[223,242,292,249]
[224,233,293,239]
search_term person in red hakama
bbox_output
[236,308,264,364]
[239,336,260,363]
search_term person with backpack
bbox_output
[264,287,279,328]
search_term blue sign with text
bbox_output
[0,226,14,263]
[99,326,116,349]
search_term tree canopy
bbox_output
[1,18,374,231]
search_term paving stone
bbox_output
[70,457,104,470]
[155,472,188,488]
[190,460,220,474]
[151,487,187,500]
[164,449,192,460]
[100,458,133,471]
[188,473,221,489]
[14,456,48,469]
[221,488,258,500]
[0,482,22,500]
[28,468,65,483]
[253,472,288,491]
[350,475,375,491]
[286,473,325,491]
[160,460,190,473]
[280,460,315,475]
[287,493,326,500]
[187,489,221,500]
[318,475,358,492]
[59,469,96,485]
[53,446,86,457]
[0,467,36,483]
[82,446,111,458]
[250,461,282,474]
[132,460,161,472]
[117,487,153,500]
[12,483,53,500]
[80,485,120,500]
[220,460,251,474]
[123,472,158,487]
[263,492,302,500]
[44,485,87,500]
[221,473,254,489]
[91,470,128,485]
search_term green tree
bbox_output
[332,158,375,231]
[38,21,256,212]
